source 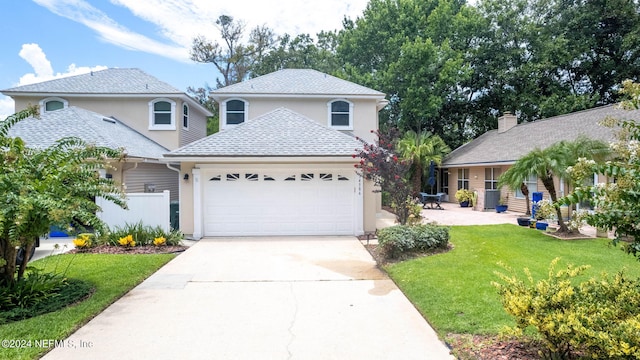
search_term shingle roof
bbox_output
[8,106,168,159]
[443,104,640,167]
[211,69,385,97]
[1,68,181,94]
[165,107,362,157]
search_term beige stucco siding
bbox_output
[224,97,379,144]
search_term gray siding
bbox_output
[123,162,179,201]
[180,103,208,147]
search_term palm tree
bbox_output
[499,136,610,233]
[397,131,451,196]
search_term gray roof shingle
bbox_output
[211,69,385,97]
[166,107,362,157]
[443,104,640,167]
[1,68,181,94]
[8,106,169,159]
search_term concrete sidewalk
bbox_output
[42,237,454,360]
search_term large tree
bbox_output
[190,15,276,88]
[397,131,450,196]
[0,107,126,286]
[251,31,341,76]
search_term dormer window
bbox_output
[39,97,68,113]
[328,99,353,130]
[148,98,176,130]
[221,99,248,129]
[182,103,189,129]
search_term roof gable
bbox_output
[8,106,168,159]
[443,104,640,167]
[1,68,181,95]
[166,107,362,157]
[211,69,385,97]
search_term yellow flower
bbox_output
[118,234,136,247]
[73,237,89,248]
[153,236,166,247]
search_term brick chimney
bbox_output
[498,111,517,133]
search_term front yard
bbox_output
[0,253,176,360]
[384,224,640,358]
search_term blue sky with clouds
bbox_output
[0,0,370,119]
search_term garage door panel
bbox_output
[203,170,355,236]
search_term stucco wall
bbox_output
[219,97,380,144]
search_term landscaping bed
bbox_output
[70,245,188,255]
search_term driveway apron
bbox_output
[43,237,454,360]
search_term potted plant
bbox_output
[455,189,473,207]
[534,199,554,230]
[496,195,509,213]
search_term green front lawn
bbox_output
[385,224,640,335]
[0,253,176,360]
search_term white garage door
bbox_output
[203,170,356,236]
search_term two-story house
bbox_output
[1,68,213,201]
[164,69,388,238]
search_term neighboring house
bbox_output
[164,69,388,238]
[442,104,640,213]
[1,68,213,201]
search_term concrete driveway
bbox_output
[43,237,453,360]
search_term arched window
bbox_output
[221,99,248,129]
[148,98,176,130]
[327,99,353,129]
[182,103,189,129]
[39,97,68,113]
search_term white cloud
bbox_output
[0,43,108,120]
[33,0,369,64]
[33,0,190,62]
[111,0,370,43]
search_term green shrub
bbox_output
[0,269,66,311]
[412,224,449,251]
[377,226,415,259]
[377,224,449,259]
[493,258,640,359]
[101,222,183,246]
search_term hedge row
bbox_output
[377,224,449,259]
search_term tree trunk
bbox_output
[541,173,569,233]
[0,238,18,287]
[412,163,423,197]
[16,240,35,281]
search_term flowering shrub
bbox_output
[354,128,414,224]
[493,258,640,359]
[118,235,136,247]
[153,236,166,247]
[534,199,556,221]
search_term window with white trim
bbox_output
[148,98,176,130]
[457,168,469,190]
[222,99,248,128]
[327,99,353,129]
[39,97,68,113]
[516,174,538,198]
[182,103,189,129]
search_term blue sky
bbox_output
[0,0,370,119]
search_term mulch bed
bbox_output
[69,245,188,255]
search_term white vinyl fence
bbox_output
[97,191,170,232]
